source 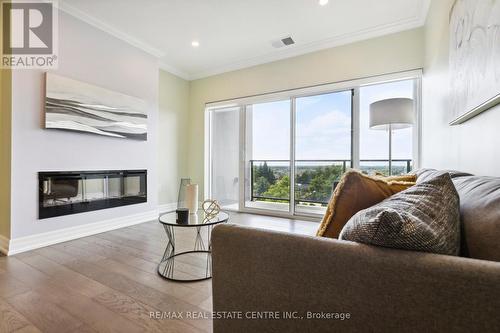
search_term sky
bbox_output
[250,79,414,162]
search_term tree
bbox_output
[264,175,290,199]
[258,162,276,184]
[305,165,343,201]
[253,162,277,197]
[295,165,343,203]
[254,176,270,195]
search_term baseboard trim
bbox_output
[6,210,158,256]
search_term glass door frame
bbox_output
[289,88,354,217]
[205,69,422,219]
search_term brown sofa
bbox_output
[211,170,500,332]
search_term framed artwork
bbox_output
[45,73,148,140]
[449,0,500,124]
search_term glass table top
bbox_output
[159,210,229,227]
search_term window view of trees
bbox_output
[252,162,289,202]
[295,164,344,204]
[252,162,344,206]
[251,161,410,206]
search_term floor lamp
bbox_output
[369,98,414,175]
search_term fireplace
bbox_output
[38,170,147,219]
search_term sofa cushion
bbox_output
[339,173,461,255]
[373,171,418,182]
[316,170,416,238]
[415,168,472,183]
[452,175,500,262]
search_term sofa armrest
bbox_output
[211,224,500,333]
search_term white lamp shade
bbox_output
[369,98,414,130]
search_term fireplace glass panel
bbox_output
[39,170,147,219]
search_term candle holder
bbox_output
[176,208,189,224]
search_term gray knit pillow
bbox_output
[339,173,460,255]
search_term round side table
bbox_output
[157,211,229,282]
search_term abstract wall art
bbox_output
[449,0,500,124]
[45,73,148,140]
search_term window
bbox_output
[209,107,240,210]
[295,91,352,215]
[359,80,414,175]
[245,100,291,212]
[206,71,420,217]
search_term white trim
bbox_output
[239,206,321,223]
[159,62,191,81]
[420,0,432,26]
[58,2,165,58]
[57,1,430,81]
[206,69,423,108]
[289,98,296,215]
[238,106,246,212]
[6,210,158,256]
[189,0,430,80]
[413,77,423,169]
[352,88,361,170]
[204,110,212,201]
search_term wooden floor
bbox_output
[0,212,317,333]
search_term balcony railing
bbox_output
[250,159,412,206]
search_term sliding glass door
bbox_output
[244,100,291,212]
[207,74,420,217]
[209,106,240,210]
[294,91,352,215]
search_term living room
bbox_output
[0,0,499,332]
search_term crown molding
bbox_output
[189,0,431,80]
[159,61,191,81]
[58,1,165,58]
[419,0,432,26]
[57,0,430,82]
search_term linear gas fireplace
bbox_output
[39,170,147,219]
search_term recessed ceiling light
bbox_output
[191,40,200,47]
[319,0,328,5]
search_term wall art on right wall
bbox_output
[449,0,500,125]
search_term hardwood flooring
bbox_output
[0,212,317,333]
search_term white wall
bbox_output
[421,0,500,176]
[0,68,11,240]
[158,70,189,208]
[10,12,159,239]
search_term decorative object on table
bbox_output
[45,73,148,140]
[369,97,414,175]
[202,199,221,219]
[448,0,500,125]
[177,178,191,209]
[185,184,199,214]
[158,211,229,282]
[176,208,189,224]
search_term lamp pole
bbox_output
[388,123,392,176]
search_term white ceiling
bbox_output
[60,0,430,80]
